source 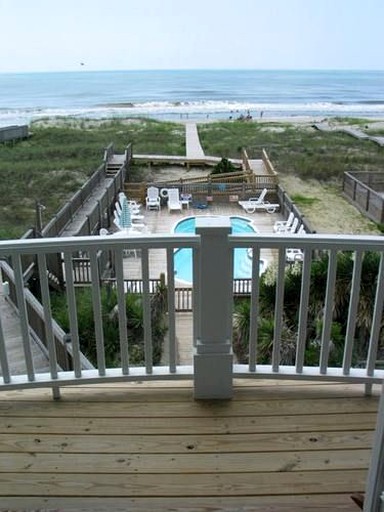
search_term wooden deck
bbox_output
[0,380,378,511]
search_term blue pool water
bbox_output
[173,216,257,283]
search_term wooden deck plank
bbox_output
[0,494,360,511]
[0,413,377,435]
[0,469,367,496]
[0,396,377,417]
[0,449,371,473]
[0,430,372,453]
[0,381,377,400]
[0,381,376,510]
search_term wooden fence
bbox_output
[70,273,254,312]
[276,185,315,233]
[343,171,384,224]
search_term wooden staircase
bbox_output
[105,154,126,177]
[105,161,122,177]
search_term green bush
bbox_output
[232,252,383,367]
[51,280,168,367]
[211,157,236,175]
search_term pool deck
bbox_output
[122,202,279,280]
[122,203,281,365]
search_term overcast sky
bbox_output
[1,0,383,73]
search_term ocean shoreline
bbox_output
[29,113,384,131]
[2,69,384,128]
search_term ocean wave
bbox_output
[2,100,384,127]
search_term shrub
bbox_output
[51,280,168,367]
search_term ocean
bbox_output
[1,69,384,127]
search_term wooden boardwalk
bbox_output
[0,282,50,375]
[185,122,205,159]
[313,122,384,147]
[0,380,377,510]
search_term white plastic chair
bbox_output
[145,187,161,210]
[274,212,295,233]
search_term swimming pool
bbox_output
[173,216,263,283]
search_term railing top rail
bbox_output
[230,232,384,251]
[1,231,384,255]
[0,233,200,255]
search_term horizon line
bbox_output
[1,67,384,76]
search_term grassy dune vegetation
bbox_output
[198,121,383,234]
[0,117,382,238]
[0,119,185,238]
[198,121,383,181]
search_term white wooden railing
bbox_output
[1,218,384,508]
[0,219,383,396]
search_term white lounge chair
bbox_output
[238,188,279,214]
[113,217,147,231]
[273,212,295,233]
[146,187,161,210]
[278,217,299,234]
[167,188,182,212]
[296,224,306,235]
[118,193,141,214]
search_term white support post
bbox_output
[364,380,384,512]
[193,217,233,400]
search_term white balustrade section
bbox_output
[230,232,384,386]
[0,228,383,394]
[0,224,384,506]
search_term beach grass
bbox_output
[198,120,383,182]
[0,117,382,238]
[0,119,185,238]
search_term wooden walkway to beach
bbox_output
[313,122,384,147]
[133,121,261,169]
[185,122,205,159]
[0,282,50,375]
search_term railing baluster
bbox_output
[63,252,82,378]
[248,246,260,372]
[296,248,312,373]
[141,248,153,374]
[37,253,58,379]
[114,247,129,375]
[0,311,10,384]
[166,248,177,373]
[272,247,286,372]
[366,252,384,377]
[89,249,106,375]
[12,254,35,381]
[319,250,338,374]
[192,245,200,348]
[343,250,363,375]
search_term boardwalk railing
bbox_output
[0,125,28,143]
[0,261,94,372]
